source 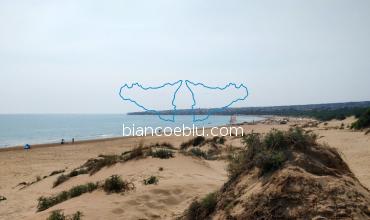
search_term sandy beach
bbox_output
[0,117,369,220]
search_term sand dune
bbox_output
[0,117,369,219]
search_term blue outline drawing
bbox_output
[118,80,249,122]
[185,80,249,122]
[119,80,183,122]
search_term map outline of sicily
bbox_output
[119,80,249,122]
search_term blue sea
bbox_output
[0,114,264,148]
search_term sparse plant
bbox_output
[189,148,207,159]
[186,192,218,220]
[150,148,174,159]
[38,182,97,211]
[227,128,316,178]
[201,192,218,215]
[351,108,370,130]
[143,176,159,185]
[180,136,206,149]
[47,210,66,220]
[49,170,65,176]
[159,167,164,171]
[103,175,132,193]
[47,210,83,220]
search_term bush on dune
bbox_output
[227,128,317,178]
[103,175,134,193]
[149,148,174,159]
[186,192,218,220]
[38,182,98,211]
[47,210,83,220]
[143,176,159,185]
[351,108,370,130]
[180,136,206,149]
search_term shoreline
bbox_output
[0,116,268,152]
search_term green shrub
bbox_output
[38,183,97,211]
[187,200,202,220]
[227,128,315,178]
[186,192,218,220]
[47,210,66,220]
[69,182,98,198]
[122,146,145,161]
[150,148,174,159]
[189,148,207,159]
[85,155,120,175]
[201,192,218,215]
[70,211,83,220]
[264,129,287,150]
[180,136,206,149]
[103,175,126,193]
[149,142,175,149]
[255,151,286,175]
[143,176,159,185]
[212,136,226,145]
[49,170,65,176]
[351,108,370,130]
[47,210,83,220]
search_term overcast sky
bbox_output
[0,0,369,113]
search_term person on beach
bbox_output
[61,139,65,144]
[24,144,31,150]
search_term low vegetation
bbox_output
[40,175,134,211]
[0,195,6,202]
[47,210,83,220]
[180,136,206,149]
[186,192,218,220]
[148,148,174,159]
[53,169,89,187]
[143,176,159,185]
[103,175,134,193]
[53,143,176,187]
[49,169,65,176]
[188,148,207,159]
[228,127,317,179]
[351,108,370,130]
[38,182,98,211]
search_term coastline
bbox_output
[0,116,369,220]
[0,115,267,152]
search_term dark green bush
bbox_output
[189,148,207,159]
[103,175,127,193]
[186,192,218,220]
[47,210,83,220]
[264,129,287,150]
[49,170,65,176]
[351,108,370,130]
[227,128,316,178]
[122,146,145,161]
[180,136,206,149]
[143,176,159,185]
[47,210,66,220]
[69,182,98,198]
[187,200,202,220]
[38,183,97,211]
[150,148,174,159]
[201,192,218,214]
[53,168,90,188]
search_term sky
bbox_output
[0,0,369,113]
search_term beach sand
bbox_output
[0,117,369,219]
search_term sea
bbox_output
[0,114,264,148]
